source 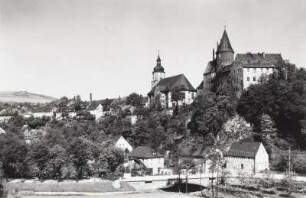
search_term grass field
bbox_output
[4,180,135,193]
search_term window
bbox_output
[247,68,250,72]
[241,164,244,170]
[253,68,256,73]
[247,77,250,81]
[253,77,256,81]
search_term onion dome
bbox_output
[153,55,165,73]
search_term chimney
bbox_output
[90,93,92,102]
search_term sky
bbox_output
[0,0,305,100]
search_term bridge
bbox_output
[121,172,306,192]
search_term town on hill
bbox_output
[1,29,306,197]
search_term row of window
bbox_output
[224,163,244,169]
[233,69,242,73]
[246,77,256,82]
[246,68,274,73]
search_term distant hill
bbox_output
[0,91,57,104]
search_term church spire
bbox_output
[153,53,164,73]
[216,29,234,54]
[151,53,165,88]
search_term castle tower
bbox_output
[151,54,165,88]
[216,29,234,69]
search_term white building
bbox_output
[148,55,197,109]
[128,146,164,175]
[113,136,133,153]
[200,29,287,97]
[0,127,5,135]
[224,142,269,175]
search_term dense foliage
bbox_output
[237,66,306,149]
[1,64,306,179]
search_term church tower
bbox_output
[216,29,235,69]
[151,54,165,88]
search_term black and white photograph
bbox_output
[0,0,306,197]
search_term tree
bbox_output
[125,93,144,107]
[189,85,236,142]
[68,137,92,179]
[237,67,306,148]
[28,142,50,179]
[0,132,28,178]
[48,145,67,180]
[57,97,69,119]
[259,114,278,148]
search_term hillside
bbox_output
[0,91,56,104]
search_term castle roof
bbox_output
[204,60,216,75]
[225,142,262,158]
[148,74,196,96]
[217,30,234,53]
[235,53,285,68]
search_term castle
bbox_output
[147,55,196,109]
[198,29,287,97]
[148,29,287,108]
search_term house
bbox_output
[128,146,164,175]
[224,142,269,174]
[31,105,54,118]
[87,101,104,120]
[200,29,287,97]
[112,136,133,153]
[0,127,5,135]
[147,55,197,109]
[180,145,217,175]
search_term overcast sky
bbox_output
[0,0,305,100]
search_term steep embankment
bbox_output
[0,91,56,103]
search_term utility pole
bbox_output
[288,146,292,194]
[209,175,216,198]
[185,174,188,193]
[178,158,181,193]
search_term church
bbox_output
[147,55,197,109]
[198,29,287,97]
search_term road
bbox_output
[22,192,196,198]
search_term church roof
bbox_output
[148,74,196,96]
[197,81,204,90]
[217,30,234,53]
[153,55,165,73]
[225,142,262,158]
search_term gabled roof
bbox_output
[235,53,285,68]
[148,74,196,96]
[129,146,163,159]
[87,100,103,111]
[217,30,234,53]
[180,145,211,159]
[197,81,203,90]
[0,127,5,134]
[225,142,262,158]
[109,135,131,147]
